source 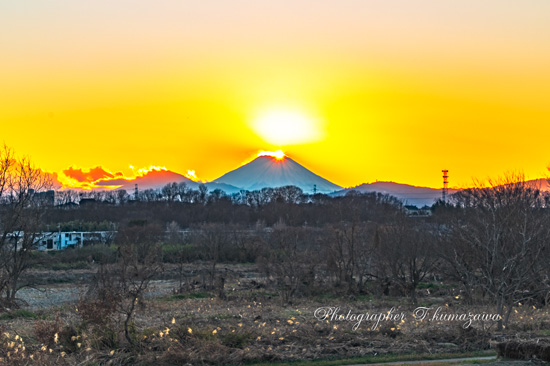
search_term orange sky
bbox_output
[2,1,550,189]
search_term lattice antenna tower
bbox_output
[442,170,449,202]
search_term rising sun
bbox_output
[257,150,286,160]
[252,109,324,146]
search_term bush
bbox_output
[34,318,63,347]
[0,309,37,320]
[161,292,210,301]
[162,243,196,263]
[32,245,117,270]
[162,244,179,263]
[49,261,89,270]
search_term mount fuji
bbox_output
[213,155,342,194]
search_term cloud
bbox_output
[185,170,198,181]
[59,164,193,191]
[63,166,114,183]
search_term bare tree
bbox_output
[373,219,439,303]
[0,145,52,308]
[259,222,318,304]
[325,222,375,295]
[191,223,229,291]
[162,182,179,202]
[55,189,80,206]
[441,173,550,329]
[325,223,357,294]
[85,221,164,345]
[273,186,304,204]
[198,184,208,204]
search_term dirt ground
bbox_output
[2,265,550,365]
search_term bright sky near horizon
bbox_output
[2,0,550,189]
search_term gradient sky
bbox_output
[2,0,550,189]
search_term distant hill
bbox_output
[335,178,550,207]
[334,181,459,207]
[94,169,241,193]
[67,158,550,201]
[213,155,342,194]
[95,170,194,191]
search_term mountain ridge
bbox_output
[58,156,550,207]
[94,170,242,194]
[333,181,458,207]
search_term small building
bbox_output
[5,231,114,251]
[36,231,115,250]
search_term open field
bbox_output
[2,264,549,365]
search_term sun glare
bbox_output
[252,109,324,146]
[258,150,286,160]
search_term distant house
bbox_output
[5,230,114,251]
[37,232,57,250]
[35,231,115,250]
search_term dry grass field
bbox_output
[1,264,549,365]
